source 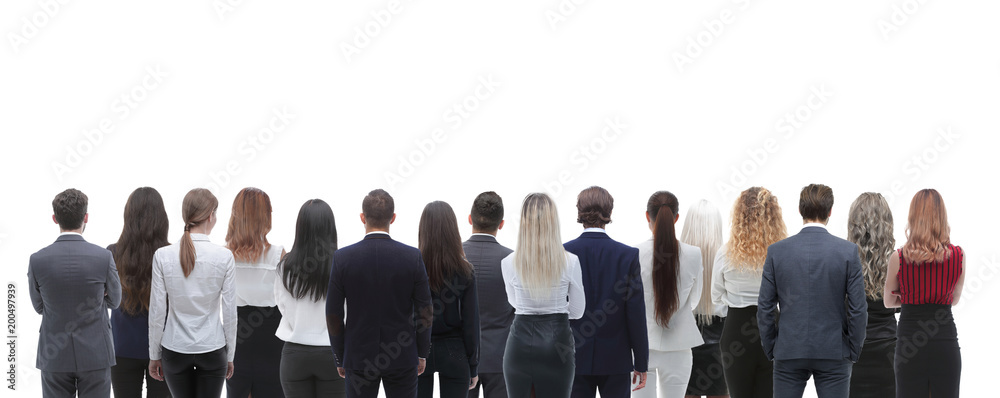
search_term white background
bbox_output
[2,1,998,397]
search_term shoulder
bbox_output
[634,239,653,253]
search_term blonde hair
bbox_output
[513,193,567,298]
[847,192,895,300]
[726,187,787,272]
[680,199,724,325]
[901,189,951,264]
[180,188,218,277]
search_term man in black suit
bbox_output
[758,184,868,398]
[28,188,122,398]
[327,189,434,398]
[463,192,514,398]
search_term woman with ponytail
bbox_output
[148,188,237,397]
[632,191,705,398]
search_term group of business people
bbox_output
[27,183,963,398]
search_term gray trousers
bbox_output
[41,367,111,398]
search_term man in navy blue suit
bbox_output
[327,189,434,398]
[564,186,648,398]
[758,184,867,398]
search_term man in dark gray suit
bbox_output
[758,184,867,398]
[28,189,121,398]
[463,192,513,398]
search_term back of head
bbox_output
[179,188,219,277]
[901,188,951,264]
[116,187,170,315]
[282,199,337,301]
[514,193,566,298]
[362,189,394,229]
[727,186,787,272]
[680,199,723,325]
[847,192,895,300]
[419,201,472,293]
[225,187,273,263]
[52,188,88,230]
[647,191,680,327]
[799,183,834,223]
[576,186,613,228]
[470,191,504,232]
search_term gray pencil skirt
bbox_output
[502,313,576,398]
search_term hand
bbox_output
[631,371,647,391]
[338,367,347,378]
[148,360,163,381]
[226,362,234,379]
[417,358,426,376]
[469,375,479,390]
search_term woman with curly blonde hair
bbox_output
[711,187,786,398]
[846,192,896,398]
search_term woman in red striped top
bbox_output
[883,189,965,398]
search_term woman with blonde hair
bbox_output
[846,193,896,398]
[501,193,585,398]
[884,189,964,398]
[711,187,786,398]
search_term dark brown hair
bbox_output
[470,191,504,231]
[647,191,680,327]
[362,189,394,229]
[226,187,272,263]
[179,188,218,277]
[114,187,170,315]
[418,201,473,293]
[799,183,834,222]
[577,186,613,227]
[52,188,88,230]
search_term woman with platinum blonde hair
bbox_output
[711,187,786,398]
[501,193,585,398]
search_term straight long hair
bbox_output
[179,188,218,277]
[901,189,951,264]
[514,193,567,298]
[680,199,724,326]
[226,187,272,263]
[114,187,170,316]
[727,187,787,272]
[418,201,473,293]
[280,199,337,301]
[647,191,680,327]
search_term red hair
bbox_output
[901,189,951,264]
[226,187,273,263]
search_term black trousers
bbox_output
[110,356,172,398]
[720,306,773,398]
[345,366,418,398]
[280,342,346,398]
[570,374,630,398]
[161,347,227,398]
[228,305,285,398]
[468,372,507,398]
[503,314,575,398]
[773,358,852,398]
[41,367,111,398]
[895,304,961,398]
[418,337,472,398]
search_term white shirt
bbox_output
[637,239,705,351]
[149,234,237,361]
[273,268,332,346]
[711,245,764,309]
[234,245,284,307]
[501,252,585,319]
[803,222,827,230]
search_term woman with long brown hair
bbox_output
[108,187,172,398]
[148,188,237,397]
[711,187,786,398]
[633,191,705,398]
[884,189,964,397]
[225,187,286,398]
[415,201,481,398]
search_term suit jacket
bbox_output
[564,231,648,374]
[326,233,433,371]
[462,234,513,374]
[637,239,705,351]
[758,226,867,362]
[27,234,122,372]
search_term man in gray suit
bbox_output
[28,189,121,398]
[463,192,513,398]
[758,184,867,398]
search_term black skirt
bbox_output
[894,304,961,398]
[686,315,728,396]
[503,314,575,398]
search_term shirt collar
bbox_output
[802,222,827,231]
[59,232,82,237]
[471,232,496,238]
[583,227,607,234]
[189,233,211,241]
[366,231,390,236]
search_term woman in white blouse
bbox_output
[501,193,585,398]
[148,188,237,397]
[224,187,286,398]
[633,191,704,398]
[711,187,787,398]
[273,199,344,398]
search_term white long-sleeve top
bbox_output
[149,234,237,361]
[273,267,333,346]
[711,245,764,309]
[501,252,585,319]
[637,238,705,351]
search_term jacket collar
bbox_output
[363,233,391,240]
[579,231,610,239]
[467,234,499,243]
[55,234,85,242]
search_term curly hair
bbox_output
[726,187,787,272]
[847,192,895,300]
[901,189,951,264]
[576,186,613,226]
